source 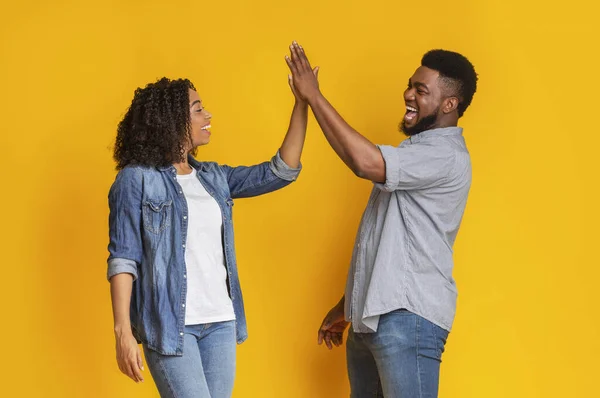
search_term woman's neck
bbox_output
[173,152,193,175]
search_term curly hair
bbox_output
[114,77,197,170]
[421,50,478,118]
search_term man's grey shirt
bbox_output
[345,126,472,333]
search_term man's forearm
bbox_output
[308,92,385,182]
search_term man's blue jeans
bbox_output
[347,309,449,397]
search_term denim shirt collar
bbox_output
[156,155,211,173]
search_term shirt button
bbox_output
[182,244,186,248]
[184,274,187,279]
[183,216,187,220]
[180,332,184,336]
[182,304,185,307]
[179,190,183,194]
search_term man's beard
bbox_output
[399,108,439,136]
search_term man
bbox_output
[285,42,478,397]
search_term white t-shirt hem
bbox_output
[185,313,236,326]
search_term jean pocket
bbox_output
[142,199,172,234]
[417,317,449,362]
[432,323,449,359]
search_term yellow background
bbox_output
[1,0,598,396]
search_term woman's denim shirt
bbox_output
[107,151,301,355]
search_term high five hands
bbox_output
[285,41,320,103]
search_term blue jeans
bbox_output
[346,309,449,398]
[143,321,236,398]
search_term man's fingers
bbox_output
[333,333,343,346]
[290,43,301,66]
[293,41,309,70]
[331,334,339,346]
[291,41,311,73]
[320,315,332,330]
[318,329,325,345]
[295,41,313,71]
[285,55,297,75]
[313,66,320,79]
[324,332,333,349]
[294,41,307,63]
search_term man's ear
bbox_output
[443,97,460,114]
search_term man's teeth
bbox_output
[406,106,418,113]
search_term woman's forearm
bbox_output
[110,273,134,336]
[279,101,309,168]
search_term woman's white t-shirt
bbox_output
[176,167,235,325]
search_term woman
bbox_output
[108,47,318,397]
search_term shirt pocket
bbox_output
[142,199,172,234]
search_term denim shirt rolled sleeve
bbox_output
[220,151,302,199]
[107,258,138,281]
[269,150,302,181]
[376,143,455,192]
[107,167,143,281]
